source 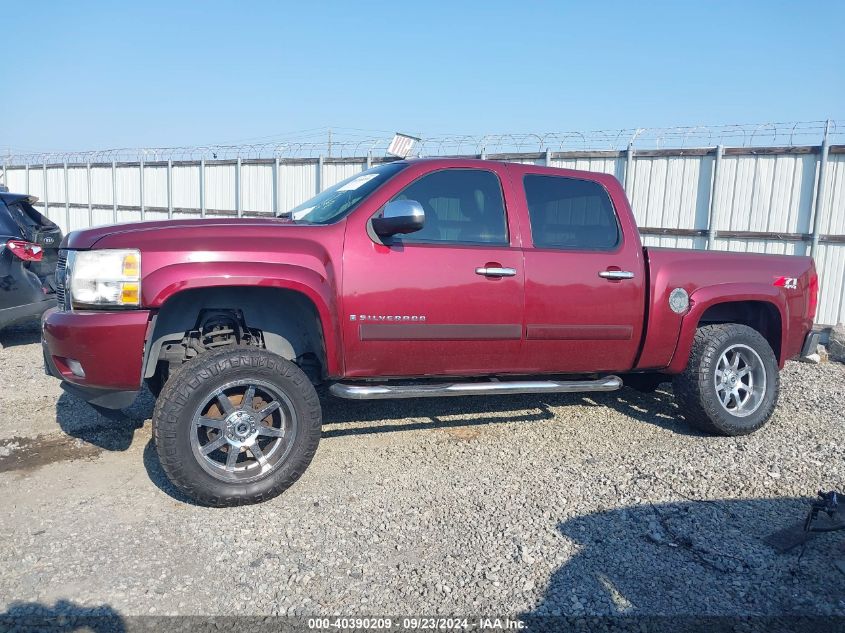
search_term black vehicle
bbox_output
[0,192,63,329]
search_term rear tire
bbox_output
[672,324,779,436]
[152,347,321,506]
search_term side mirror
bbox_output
[372,200,425,238]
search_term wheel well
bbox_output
[144,286,327,383]
[698,300,782,362]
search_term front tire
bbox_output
[672,324,779,436]
[152,347,322,506]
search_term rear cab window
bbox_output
[523,174,620,250]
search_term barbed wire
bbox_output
[2,120,840,166]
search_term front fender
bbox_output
[142,261,342,376]
[665,283,787,374]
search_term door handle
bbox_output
[598,270,635,280]
[476,267,517,278]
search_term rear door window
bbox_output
[523,174,620,250]
[0,202,23,237]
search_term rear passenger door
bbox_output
[516,169,645,373]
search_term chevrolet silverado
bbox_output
[42,158,820,506]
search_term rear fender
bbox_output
[666,283,787,374]
[142,261,342,376]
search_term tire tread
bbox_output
[672,323,779,436]
[152,347,321,507]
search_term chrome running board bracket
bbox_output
[329,376,623,400]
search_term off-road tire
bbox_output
[152,347,322,506]
[672,324,779,436]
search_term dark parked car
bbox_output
[0,192,62,329]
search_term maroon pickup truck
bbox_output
[42,158,819,506]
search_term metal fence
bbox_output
[1,121,844,326]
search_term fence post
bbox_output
[63,161,70,231]
[810,124,831,258]
[200,158,206,218]
[544,149,552,166]
[2,163,6,189]
[43,162,49,218]
[317,155,324,193]
[111,160,118,223]
[623,143,635,196]
[167,159,173,219]
[236,157,242,218]
[25,164,29,194]
[366,152,372,169]
[86,161,93,228]
[707,145,724,250]
[272,157,279,216]
[139,156,145,221]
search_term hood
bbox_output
[63,217,297,250]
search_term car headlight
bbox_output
[68,249,141,308]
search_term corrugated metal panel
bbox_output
[172,165,200,209]
[30,169,46,200]
[714,154,815,234]
[92,207,118,226]
[5,167,26,193]
[65,167,87,204]
[628,156,713,230]
[279,163,318,213]
[241,164,273,213]
[90,166,114,206]
[47,167,66,203]
[813,154,845,325]
[814,243,845,326]
[552,157,625,182]
[712,238,804,256]
[115,166,140,206]
[142,166,168,208]
[642,235,706,250]
[323,162,366,189]
[205,164,235,211]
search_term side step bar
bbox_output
[329,376,623,400]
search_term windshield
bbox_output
[283,162,407,224]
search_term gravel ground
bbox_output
[1,317,844,622]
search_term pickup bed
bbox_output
[42,158,819,506]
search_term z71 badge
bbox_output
[774,276,798,289]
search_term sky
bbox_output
[3,0,844,154]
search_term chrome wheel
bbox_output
[714,344,766,418]
[190,379,298,483]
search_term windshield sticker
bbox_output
[292,206,314,220]
[338,174,379,191]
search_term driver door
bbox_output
[341,164,526,378]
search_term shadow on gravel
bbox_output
[320,392,558,438]
[55,388,155,452]
[319,384,700,438]
[0,599,125,632]
[141,439,200,505]
[0,316,41,348]
[605,385,702,437]
[522,496,845,627]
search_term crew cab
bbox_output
[42,158,819,506]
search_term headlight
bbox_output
[68,249,141,308]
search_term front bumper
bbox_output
[41,307,152,409]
